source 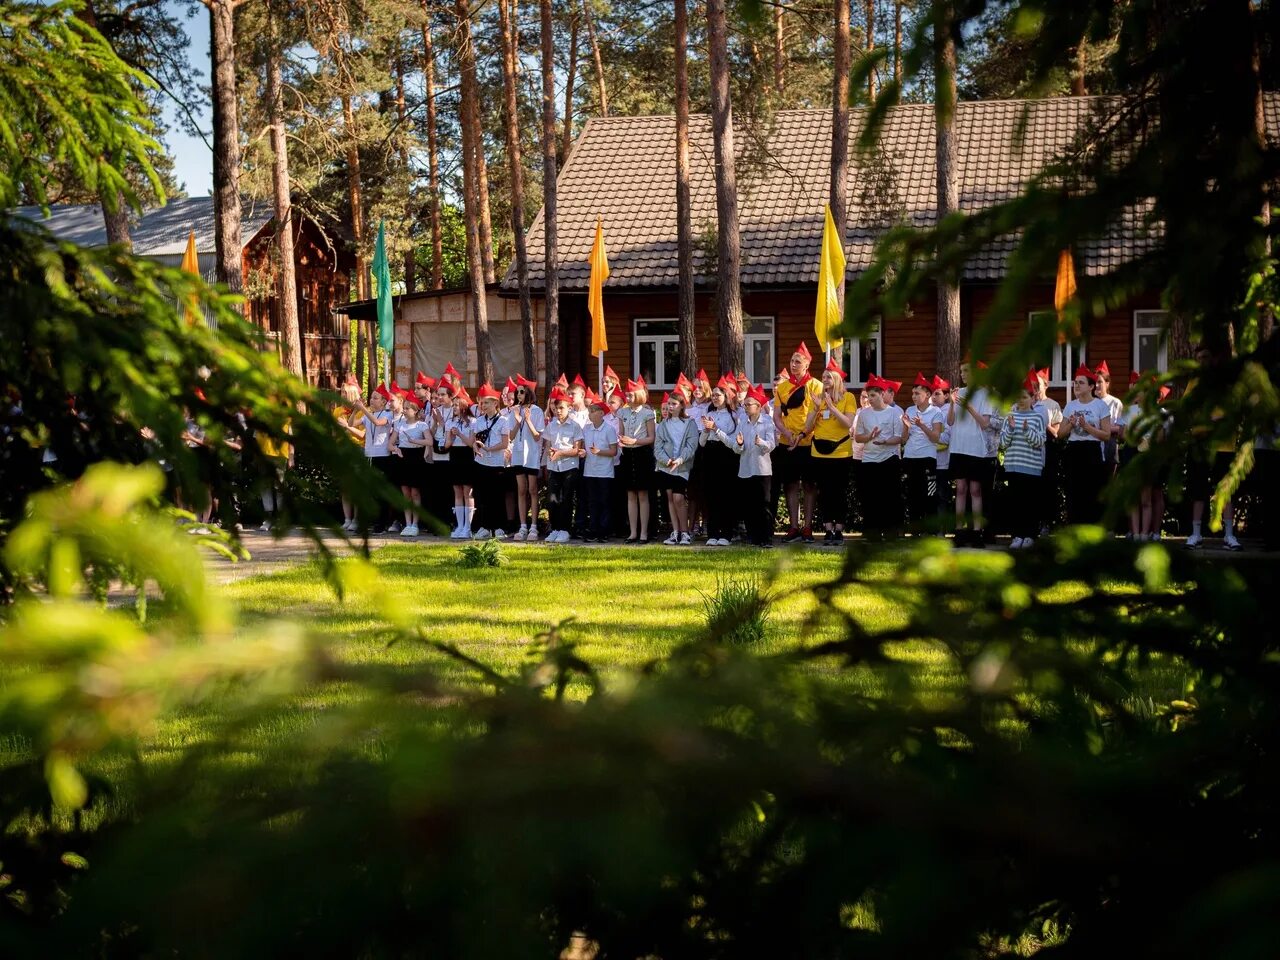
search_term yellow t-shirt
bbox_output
[257,420,293,462]
[334,406,363,445]
[774,376,823,446]
[810,391,858,459]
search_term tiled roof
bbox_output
[10,196,275,256]
[509,95,1279,291]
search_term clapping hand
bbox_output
[736,432,745,446]
[869,425,882,443]
[754,433,768,447]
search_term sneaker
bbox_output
[513,525,527,542]
[1185,532,1203,549]
[494,529,507,540]
[400,524,415,537]
[1021,537,1035,549]
[449,527,465,540]
[679,532,692,546]
[1224,535,1243,551]
[663,532,680,545]
[258,521,272,533]
[475,527,491,540]
[526,528,539,542]
[1010,537,1024,550]
[388,521,402,534]
[802,526,815,543]
[189,526,211,536]
[782,527,802,544]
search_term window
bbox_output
[744,315,775,385]
[845,320,882,387]
[1133,310,1169,374]
[633,319,681,389]
[1029,310,1086,388]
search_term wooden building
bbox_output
[13,196,354,388]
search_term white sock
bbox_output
[1192,520,1202,536]
[465,507,474,528]
[454,506,464,528]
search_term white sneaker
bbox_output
[513,525,527,542]
[663,532,679,545]
[461,527,472,540]
[400,524,418,537]
[388,521,402,534]
[494,529,507,540]
[1021,537,1035,549]
[1010,537,1024,550]
[343,519,356,532]
[449,526,464,540]
[679,533,692,546]
[1224,534,1243,551]
[258,521,271,533]
[189,526,211,536]
[1186,532,1203,548]
[527,528,539,542]
[475,527,491,540]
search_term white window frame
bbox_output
[1029,310,1086,389]
[632,318,681,390]
[1133,310,1169,374]
[743,315,776,386]
[844,319,882,388]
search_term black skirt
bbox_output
[619,446,655,491]
[447,445,475,488]
[395,446,426,487]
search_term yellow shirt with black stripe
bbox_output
[774,376,824,446]
[810,391,858,459]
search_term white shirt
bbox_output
[1062,397,1111,443]
[363,411,393,457]
[581,421,618,479]
[1098,392,1124,461]
[734,414,776,478]
[569,407,591,429]
[509,405,546,469]
[472,413,510,468]
[859,405,903,464]
[543,416,583,473]
[902,403,945,460]
[444,414,473,449]
[396,419,432,454]
[1034,396,1063,434]
[949,387,995,458]
[699,407,737,446]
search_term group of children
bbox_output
[327,342,1254,550]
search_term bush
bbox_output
[457,538,508,569]
[700,574,772,647]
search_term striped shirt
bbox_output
[999,409,1047,475]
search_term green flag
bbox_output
[372,220,394,352]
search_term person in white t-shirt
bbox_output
[444,390,476,539]
[946,360,995,546]
[542,387,584,543]
[901,373,945,533]
[854,375,905,541]
[581,400,619,542]
[1059,364,1113,525]
[354,384,394,533]
[930,376,954,535]
[389,396,431,537]
[470,384,512,539]
[508,376,545,541]
[1093,360,1125,476]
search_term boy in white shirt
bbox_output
[855,375,905,541]
[542,387,584,543]
[581,400,619,542]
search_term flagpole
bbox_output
[598,352,604,394]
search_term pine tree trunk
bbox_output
[343,92,368,300]
[102,200,133,249]
[472,32,496,289]
[865,0,876,100]
[499,0,536,376]
[773,2,785,97]
[366,321,378,389]
[934,1,961,377]
[267,6,303,380]
[541,0,560,379]
[707,0,744,372]
[207,0,244,300]
[420,4,444,290]
[675,0,697,375]
[395,51,416,294]
[561,12,578,163]
[582,0,608,117]
[832,0,850,329]
[354,317,366,390]
[456,0,494,384]
[894,1,902,84]
[1070,41,1087,96]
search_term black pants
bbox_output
[547,468,580,533]
[472,464,506,532]
[858,458,902,538]
[1041,440,1064,531]
[1005,472,1041,540]
[903,456,937,532]
[1064,441,1105,525]
[739,475,772,545]
[370,455,397,529]
[704,442,739,540]
[934,466,953,531]
[810,455,850,528]
[584,476,612,538]
[1255,448,1280,548]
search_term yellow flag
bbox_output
[180,229,201,325]
[814,204,847,351]
[1054,247,1078,342]
[589,218,610,357]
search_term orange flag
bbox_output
[1054,248,1077,339]
[180,229,201,325]
[588,218,610,358]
